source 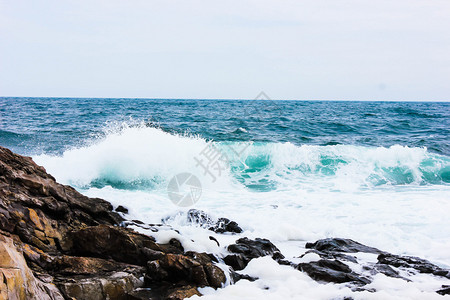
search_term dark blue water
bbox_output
[1,97,449,156]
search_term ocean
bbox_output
[1,97,450,299]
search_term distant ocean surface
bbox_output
[1,97,450,299]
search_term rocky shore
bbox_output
[0,146,449,299]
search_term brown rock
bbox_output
[204,263,226,288]
[58,272,144,300]
[0,233,64,300]
[165,285,201,300]
[53,255,144,275]
[68,224,167,265]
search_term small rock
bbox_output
[115,205,128,214]
[230,271,258,283]
[213,218,243,234]
[209,236,220,247]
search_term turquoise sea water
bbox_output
[1,98,449,188]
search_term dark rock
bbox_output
[168,238,184,253]
[115,205,128,214]
[297,259,370,284]
[165,285,201,300]
[185,251,215,264]
[146,253,226,289]
[306,238,382,254]
[226,237,284,270]
[301,249,358,263]
[224,254,247,271]
[298,238,450,290]
[53,255,144,275]
[214,218,243,234]
[377,253,450,279]
[209,236,220,247]
[186,209,243,234]
[68,224,158,265]
[142,248,165,261]
[368,264,404,280]
[126,288,156,300]
[146,260,169,281]
[437,285,450,295]
[230,271,258,283]
[277,259,293,266]
[187,209,212,225]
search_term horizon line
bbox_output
[0,96,449,103]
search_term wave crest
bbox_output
[34,125,450,192]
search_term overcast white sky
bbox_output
[0,0,449,100]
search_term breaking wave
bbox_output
[34,124,450,192]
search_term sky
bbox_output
[0,0,449,100]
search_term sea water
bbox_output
[1,97,449,299]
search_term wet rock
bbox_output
[146,253,226,288]
[53,255,145,276]
[204,263,227,288]
[142,248,166,261]
[224,254,247,271]
[225,237,284,270]
[301,249,359,263]
[297,259,370,284]
[437,285,450,295]
[214,218,243,234]
[298,238,450,290]
[306,238,382,254]
[68,225,185,266]
[209,236,220,247]
[187,209,212,225]
[115,205,128,214]
[165,285,201,300]
[185,251,217,264]
[126,288,155,300]
[57,271,143,300]
[377,253,450,279]
[367,263,404,279]
[187,209,243,234]
[230,271,258,283]
[68,224,159,265]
